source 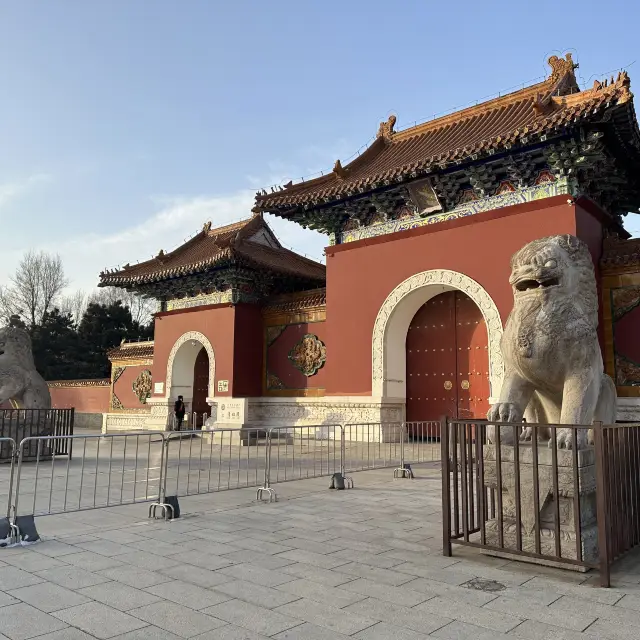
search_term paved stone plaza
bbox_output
[1,464,640,639]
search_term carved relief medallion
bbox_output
[288,334,327,377]
[132,370,153,404]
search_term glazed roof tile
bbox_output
[99,216,326,286]
[107,341,155,361]
[255,55,636,211]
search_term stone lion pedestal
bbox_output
[479,443,598,569]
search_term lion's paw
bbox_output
[520,426,533,442]
[487,403,523,424]
[554,428,587,450]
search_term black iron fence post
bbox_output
[593,421,611,587]
[441,416,451,557]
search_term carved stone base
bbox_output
[103,413,149,433]
[481,521,598,569]
[481,443,598,568]
[244,396,405,442]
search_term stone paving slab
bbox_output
[1,467,640,639]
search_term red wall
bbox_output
[49,383,110,412]
[153,304,236,398]
[114,364,152,409]
[267,320,328,391]
[576,198,607,350]
[233,304,263,397]
[324,196,602,396]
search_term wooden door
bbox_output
[406,293,457,423]
[454,293,490,420]
[192,347,210,428]
[405,291,490,429]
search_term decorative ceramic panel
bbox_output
[132,370,153,403]
[288,334,327,377]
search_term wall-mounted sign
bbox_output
[217,380,229,393]
[154,382,164,394]
[217,399,246,424]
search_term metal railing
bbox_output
[594,422,640,587]
[343,421,441,474]
[2,420,441,527]
[12,432,166,519]
[0,409,74,459]
[0,438,19,542]
[440,418,640,587]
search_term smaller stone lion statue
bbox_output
[0,327,51,409]
[487,234,616,449]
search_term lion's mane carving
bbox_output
[0,327,51,409]
[488,234,616,448]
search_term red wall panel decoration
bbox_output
[113,365,153,410]
[266,321,328,393]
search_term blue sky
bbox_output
[1,0,639,292]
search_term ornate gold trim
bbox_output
[47,379,110,388]
[110,358,153,367]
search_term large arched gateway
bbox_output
[371,270,504,419]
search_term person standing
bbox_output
[174,395,185,430]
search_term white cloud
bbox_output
[0,174,51,210]
[27,187,327,292]
[0,144,344,294]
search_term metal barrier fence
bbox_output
[0,409,74,460]
[12,432,166,518]
[343,421,441,474]
[0,438,18,540]
[1,420,442,538]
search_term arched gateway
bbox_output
[166,331,216,426]
[371,270,504,420]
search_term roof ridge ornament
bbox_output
[377,114,397,142]
[203,221,212,233]
[548,53,578,83]
[592,71,633,104]
[333,159,349,179]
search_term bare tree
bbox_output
[0,284,18,326]
[2,251,69,327]
[89,287,155,325]
[58,289,89,325]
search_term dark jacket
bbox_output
[174,400,185,416]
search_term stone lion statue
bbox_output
[0,327,51,409]
[487,234,616,449]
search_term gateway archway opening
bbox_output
[168,334,215,429]
[406,291,490,425]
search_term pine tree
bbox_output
[31,309,86,380]
[78,300,152,378]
